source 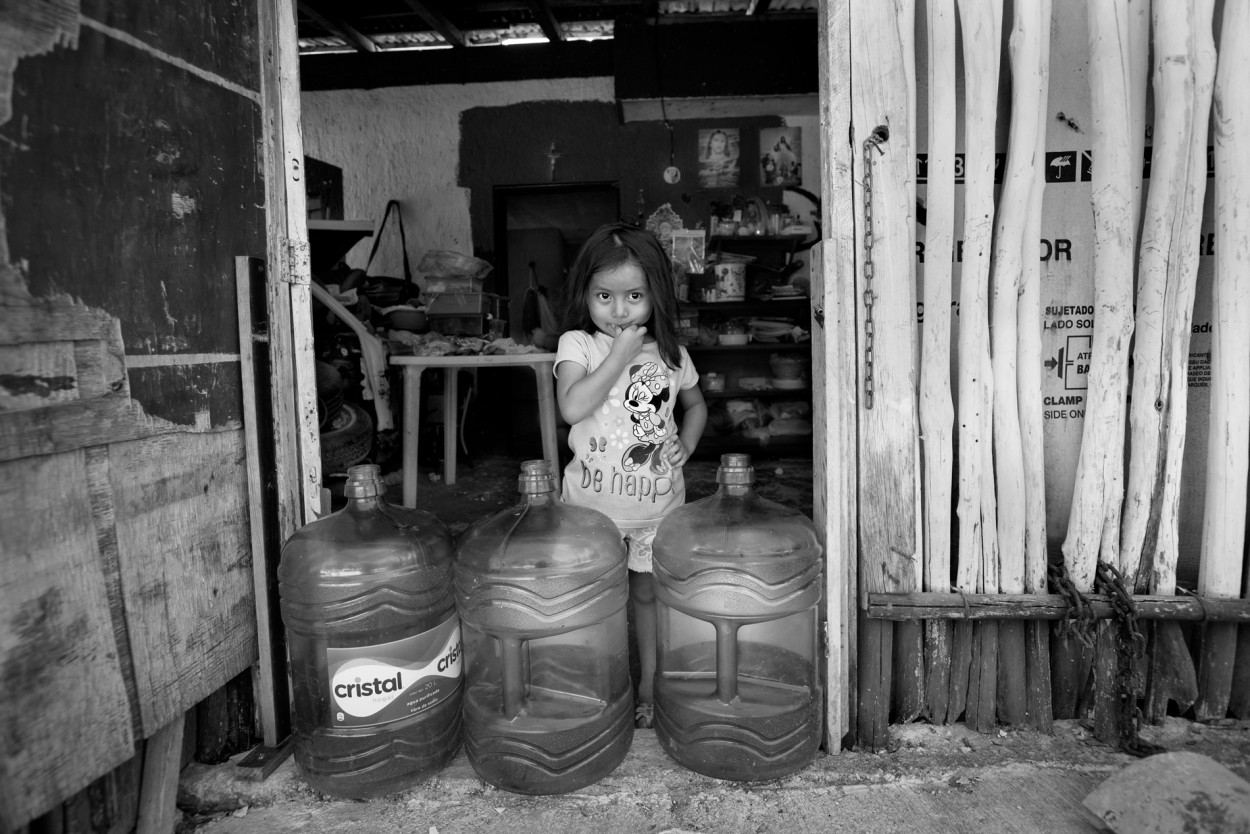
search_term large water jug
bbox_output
[652,453,823,781]
[454,459,633,794]
[278,464,462,798]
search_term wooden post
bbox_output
[1119,0,1216,722]
[1121,0,1216,595]
[1018,0,1057,734]
[815,0,859,750]
[991,0,1049,729]
[236,256,286,746]
[1195,0,1250,721]
[849,0,921,750]
[920,0,957,726]
[135,715,185,834]
[955,0,1001,734]
[1064,0,1149,742]
[259,0,322,533]
[1232,570,1250,719]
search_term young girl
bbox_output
[554,223,707,727]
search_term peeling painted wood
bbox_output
[0,451,135,832]
[6,27,265,358]
[260,0,322,531]
[0,396,193,464]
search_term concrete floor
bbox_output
[179,718,1250,833]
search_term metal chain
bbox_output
[861,127,888,410]
[1095,560,1165,759]
[1047,557,1096,649]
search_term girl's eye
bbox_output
[630,292,645,302]
[595,292,611,302]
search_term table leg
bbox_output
[443,368,459,485]
[402,366,423,508]
[534,361,560,492]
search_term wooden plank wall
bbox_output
[0,1,272,827]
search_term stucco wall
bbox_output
[301,77,819,284]
[301,77,615,280]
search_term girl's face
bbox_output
[587,261,652,337]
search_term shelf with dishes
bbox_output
[700,386,810,399]
[686,341,809,354]
[687,346,813,459]
[679,297,810,315]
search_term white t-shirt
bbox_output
[555,330,700,530]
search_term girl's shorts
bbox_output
[623,526,659,573]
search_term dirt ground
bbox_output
[179,718,1250,834]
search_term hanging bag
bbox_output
[522,261,561,350]
[362,199,416,306]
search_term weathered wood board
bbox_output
[110,431,258,736]
[0,451,136,826]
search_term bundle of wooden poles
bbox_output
[854,0,1250,751]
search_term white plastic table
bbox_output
[389,352,560,507]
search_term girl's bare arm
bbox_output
[555,327,647,424]
[666,384,707,468]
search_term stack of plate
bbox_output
[771,284,804,299]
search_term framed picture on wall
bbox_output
[698,128,740,188]
[761,127,802,186]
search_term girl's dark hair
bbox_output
[560,222,683,369]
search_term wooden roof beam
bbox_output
[527,0,564,43]
[298,1,378,52]
[399,0,466,47]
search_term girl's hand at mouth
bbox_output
[608,324,647,360]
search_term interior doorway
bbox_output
[492,182,621,343]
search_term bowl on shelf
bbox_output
[769,353,807,379]
[700,372,726,393]
[380,305,429,332]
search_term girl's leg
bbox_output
[629,569,657,705]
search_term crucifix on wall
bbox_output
[547,141,563,181]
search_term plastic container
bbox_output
[278,464,463,798]
[711,262,746,301]
[652,453,823,781]
[454,460,634,795]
